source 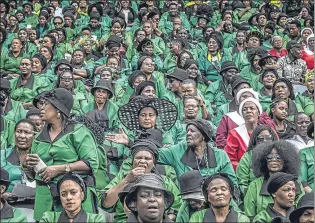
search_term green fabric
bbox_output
[131,53,163,71]
[40,210,105,222]
[0,52,25,74]
[259,91,272,112]
[239,66,260,88]
[253,209,273,223]
[233,50,250,71]
[295,93,314,116]
[31,124,99,220]
[158,142,238,185]
[204,80,232,108]
[10,75,51,103]
[236,151,256,196]
[0,117,15,150]
[4,99,26,123]
[299,146,314,190]
[1,204,28,222]
[71,92,88,116]
[222,32,236,48]
[189,208,250,222]
[244,176,305,218]
[215,103,229,126]
[233,8,257,24]
[158,12,191,35]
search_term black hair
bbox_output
[44,34,57,49]
[272,78,295,100]
[247,125,278,151]
[269,98,288,119]
[252,140,300,178]
[72,48,86,57]
[14,119,36,133]
[294,112,309,123]
[18,28,29,38]
[289,20,302,29]
[111,17,126,29]
[183,96,199,105]
[0,27,7,44]
[30,27,40,39]
[247,47,268,65]
[177,51,193,69]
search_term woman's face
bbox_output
[112,22,123,35]
[54,18,63,28]
[39,16,47,26]
[82,42,92,53]
[242,101,259,123]
[108,47,120,58]
[184,98,199,119]
[18,30,28,42]
[248,36,260,48]
[256,130,273,145]
[95,89,109,104]
[20,59,32,75]
[306,75,314,92]
[42,37,53,48]
[273,181,296,209]
[302,29,312,42]
[279,17,287,26]
[11,39,22,52]
[141,86,156,98]
[121,0,130,9]
[266,148,284,173]
[236,32,245,44]
[272,101,288,121]
[177,29,188,39]
[139,107,157,129]
[272,37,282,49]
[274,82,290,99]
[263,72,277,89]
[308,37,314,50]
[223,13,232,21]
[207,37,219,53]
[32,58,43,73]
[136,30,146,43]
[258,15,267,26]
[100,71,112,81]
[205,27,214,39]
[133,76,146,89]
[299,209,314,223]
[301,7,309,18]
[180,53,191,68]
[29,30,37,41]
[187,64,198,79]
[27,114,44,132]
[107,57,119,69]
[38,100,58,122]
[143,44,153,56]
[60,180,84,213]
[143,22,152,35]
[64,17,73,27]
[59,72,74,90]
[243,0,251,7]
[72,51,84,65]
[40,47,52,61]
[15,122,34,150]
[132,151,154,173]
[252,55,261,71]
[141,58,155,74]
[207,179,231,208]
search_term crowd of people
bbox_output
[0,0,314,222]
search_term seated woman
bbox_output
[39,46,55,80]
[101,141,182,222]
[40,173,105,222]
[269,98,296,139]
[183,59,208,94]
[258,69,278,111]
[236,125,278,196]
[82,79,119,131]
[31,54,48,77]
[23,88,100,221]
[55,71,88,116]
[189,174,250,222]
[244,140,305,219]
[17,28,37,58]
[1,119,36,209]
[296,70,314,116]
[0,115,15,150]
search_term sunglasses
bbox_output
[54,22,62,25]
[256,135,273,143]
[266,154,282,162]
[58,67,71,72]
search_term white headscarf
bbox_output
[235,88,259,103]
[305,34,314,56]
[238,97,263,117]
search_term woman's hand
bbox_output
[105,128,129,145]
[38,166,60,183]
[123,167,146,183]
[25,154,40,169]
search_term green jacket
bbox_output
[205,80,233,108]
[253,204,294,223]
[240,66,260,88]
[244,176,305,218]
[0,200,28,222]
[158,142,238,186]
[0,51,26,74]
[40,210,105,222]
[236,151,256,196]
[3,99,26,123]
[259,88,273,112]
[189,207,250,222]
[233,50,249,71]
[300,146,314,190]
[71,92,88,116]
[158,12,191,35]
[0,117,15,150]
[295,91,314,116]
[233,8,257,24]
[10,75,51,103]
[31,123,99,221]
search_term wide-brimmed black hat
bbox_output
[289,192,314,223]
[128,70,146,88]
[91,79,114,99]
[186,119,213,142]
[33,88,74,117]
[118,97,177,131]
[307,122,314,138]
[0,168,11,188]
[54,59,73,74]
[220,61,238,74]
[246,31,263,43]
[179,170,204,201]
[136,38,153,52]
[0,78,10,90]
[134,128,163,148]
[135,81,155,96]
[258,53,278,67]
[166,68,189,81]
[125,173,174,212]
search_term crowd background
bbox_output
[0,0,314,222]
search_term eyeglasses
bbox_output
[60,76,72,81]
[266,154,282,162]
[256,135,273,143]
[58,67,71,72]
[54,22,62,25]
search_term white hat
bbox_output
[239,97,263,117]
[236,88,259,103]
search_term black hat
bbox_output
[265,23,275,33]
[231,76,250,96]
[258,53,278,67]
[33,54,48,70]
[183,59,198,70]
[137,56,154,70]
[246,31,263,43]
[90,12,100,21]
[130,141,159,164]
[125,173,174,212]
[0,78,10,90]
[208,32,224,49]
[0,168,11,188]
[248,13,258,26]
[106,35,121,48]
[57,172,87,202]
[118,183,135,204]
[136,38,153,52]
[307,122,314,138]
[179,170,204,201]
[62,5,75,15]
[267,172,297,194]
[197,14,210,21]
[22,2,33,11]
[40,6,51,15]
[147,11,158,20]
[186,119,213,142]
[128,70,146,88]
[289,192,314,223]
[64,11,75,21]
[0,0,10,14]
[33,88,74,117]
[135,81,155,96]
[54,59,73,74]
[118,97,177,131]
[88,3,103,17]
[286,40,303,51]
[166,68,189,81]
[134,128,163,148]
[220,61,238,75]
[26,107,41,117]
[91,79,114,99]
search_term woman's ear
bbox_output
[81,192,84,201]
[271,107,276,113]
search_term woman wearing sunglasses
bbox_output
[244,140,306,220]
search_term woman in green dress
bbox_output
[295,69,314,116]
[23,88,100,221]
[244,140,305,219]
[40,173,105,222]
[17,28,37,58]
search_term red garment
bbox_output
[268,48,288,58]
[301,50,314,69]
[216,115,240,149]
[224,125,250,171]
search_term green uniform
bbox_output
[31,123,99,221]
[299,146,314,190]
[236,151,256,196]
[233,50,250,71]
[0,199,28,222]
[158,142,238,185]
[244,176,305,218]
[3,99,26,123]
[204,80,233,108]
[233,8,257,24]
[158,12,191,35]
[40,210,105,222]
[0,51,26,74]
[295,91,314,116]
[253,204,294,223]
[239,66,260,88]
[259,88,272,112]
[71,92,88,116]
[189,207,250,222]
[0,116,15,150]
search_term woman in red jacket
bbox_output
[301,34,314,70]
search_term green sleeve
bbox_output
[299,148,314,190]
[204,80,219,103]
[236,152,252,195]
[158,144,178,166]
[238,212,251,222]
[244,180,258,217]
[163,175,182,213]
[252,210,272,223]
[217,149,239,187]
[88,213,106,223]
[162,130,175,145]
[189,209,206,222]
[40,211,57,222]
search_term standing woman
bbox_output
[40,173,105,222]
[23,88,100,221]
